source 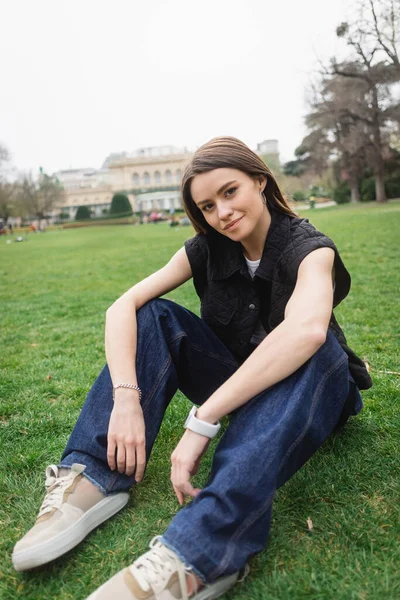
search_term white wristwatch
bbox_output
[184,406,221,439]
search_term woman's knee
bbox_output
[320,329,347,363]
[136,298,174,322]
[136,299,190,339]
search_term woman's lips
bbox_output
[224,216,243,231]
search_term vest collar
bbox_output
[209,209,293,281]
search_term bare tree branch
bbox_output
[369,0,400,70]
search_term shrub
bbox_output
[360,176,400,201]
[361,177,376,201]
[75,206,91,220]
[58,212,69,220]
[292,191,307,202]
[110,193,132,216]
[333,181,351,204]
[386,176,400,199]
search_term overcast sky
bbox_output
[1,0,353,174]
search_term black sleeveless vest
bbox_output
[184,209,372,390]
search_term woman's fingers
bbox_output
[125,441,136,477]
[116,442,126,474]
[108,437,146,478]
[171,464,201,503]
[169,430,211,503]
[107,437,117,471]
[135,441,146,482]
[173,484,184,505]
[107,402,147,477]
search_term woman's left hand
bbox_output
[170,430,210,505]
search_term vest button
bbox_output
[249,303,256,310]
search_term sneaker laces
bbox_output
[129,537,197,600]
[38,464,85,518]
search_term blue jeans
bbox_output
[61,299,362,583]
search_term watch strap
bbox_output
[184,406,221,439]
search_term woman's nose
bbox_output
[217,202,233,220]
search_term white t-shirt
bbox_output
[244,256,267,345]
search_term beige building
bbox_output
[55,146,191,219]
[55,141,280,219]
[108,146,191,213]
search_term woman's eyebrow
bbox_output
[196,180,237,206]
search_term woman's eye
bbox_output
[225,187,236,197]
[202,203,214,212]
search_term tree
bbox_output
[75,205,91,220]
[338,0,400,74]
[38,172,64,219]
[289,0,400,204]
[334,0,400,202]
[282,159,306,177]
[18,171,64,222]
[304,73,373,203]
[284,75,365,202]
[0,181,15,223]
[288,129,334,179]
[0,144,16,223]
[110,193,132,216]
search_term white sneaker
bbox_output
[86,536,249,599]
[12,463,129,571]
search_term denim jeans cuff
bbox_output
[59,450,133,495]
[161,528,223,583]
[58,462,107,495]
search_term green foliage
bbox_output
[1,204,400,599]
[110,193,132,216]
[17,171,64,220]
[361,177,376,201]
[283,159,305,177]
[309,185,331,198]
[361,176,400,202]
[292,191,307,202]
[386,176,400,199]
[333,181,351,204]
[58,212,69,220]
[75,205,91,220]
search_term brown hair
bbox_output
[181,136,295,234]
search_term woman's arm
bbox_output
[170,247,336,503]
[105,247,192,478]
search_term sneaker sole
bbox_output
[12,492,129,571]
[193,572,239,600]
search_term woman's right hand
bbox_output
[107,389,146,480]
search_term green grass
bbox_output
[0,202,399,600]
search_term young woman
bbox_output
[12,137,371,599]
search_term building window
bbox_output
[154,171,161,184]
[143,172,150,185]
[133,173,140,186]
[175,169,182,183]
[165,170,172,184]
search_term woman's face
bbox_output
[190,168,267,242]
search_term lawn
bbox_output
[0,201,399,600]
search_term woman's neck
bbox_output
[241,208,271,261]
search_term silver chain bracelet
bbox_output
[112,383,142,402]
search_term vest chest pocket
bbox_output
[201,300,236,326]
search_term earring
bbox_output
[260,190,267,205]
